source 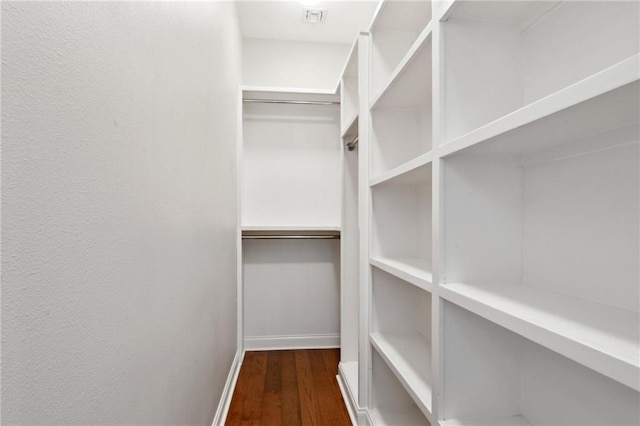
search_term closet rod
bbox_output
[346,136,359,151]
[243,99,340,106]
[242,235,340,240]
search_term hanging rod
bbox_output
[346,136,359,151]
[243,99,340,106]
[242,235,340,240]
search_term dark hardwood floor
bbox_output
[225,349,352,426]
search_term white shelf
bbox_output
[341,37,359,136]
[441,0,639,143]
[441,416,532,426]
[341,113,359,140]
[370,22,433,110]
[439,283,640,391]
[370,152,432,187]
[370,256,432,292]
[370,332,433,422]
[369,0,432,104]
[369,407,428,426]
[440,55,640,157]
[242,225,340,232]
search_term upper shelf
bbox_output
[340,38,359,135]
[439,55,640,158]
[439,283,640,391]
[371,152,432,187]
[369,0,432,103]
[370,23,433,110]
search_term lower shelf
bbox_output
[370,406,428,426]
[370,332,433,421]
[439,282,639,391]
[441,415,532,426]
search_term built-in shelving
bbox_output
[337,1,640,424]
[339,35,363,413]
[440,283,639,391]
[370,349,430,426]
[371,266,432,422]
[371,162,432,274]
[370,332,433,420]
[441,416,532,426]
[369,0,432,102]
[370,28,432,178]
[441,0,639,143]
[442,302,639,426]
[341,39,359,136]
[370,256,432,292]
[440,55,639,157]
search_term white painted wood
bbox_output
[369,28,432,177]
[370,23,433,110]
[342,102,360,369]
[442,303,640,425]
[371,164,432,265]
[212,350,245,426]
[441,119,639,389]
[369,256,432,292]
[371,268,431,341]
[243,334,339,351]
[440,416,532,426]
[370,350,430,426]
[356,32,373,411]
[370,332,433,421]
[440,283,639,391]
[340,361,360,402]
[342,39,360,136]
[369,0,433,101]
[440,57,639,157]
[337,369,358,426]
[242,225,341,233]
[370,152,432,187]
[441,1,639,143]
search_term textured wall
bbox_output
[243,38,351,91]
[1,2,241,423]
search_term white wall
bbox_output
[1,2,241,423]
[243,37,351,91]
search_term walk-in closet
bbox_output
[3,1,638,424]
[231,1,640,425]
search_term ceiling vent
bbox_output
[302,8,327,24]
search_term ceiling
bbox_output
[236,0,379,44]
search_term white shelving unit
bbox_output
[441,303,639,425]
[369,0,432,102]
[371,266,432,420]
[340,37,361,421]
[440,0,640,143]
[337,1,639,425]
[370,349,430,426]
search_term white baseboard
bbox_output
[337,372,357,426]
[212,349,244,426]
[244,333,339,351]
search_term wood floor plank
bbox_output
[295,350,321,426]
[240,351,268,426]
[226,353,252,425]
[308,350,351,426]
[262,351,283,426]
[281,350,302,426]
